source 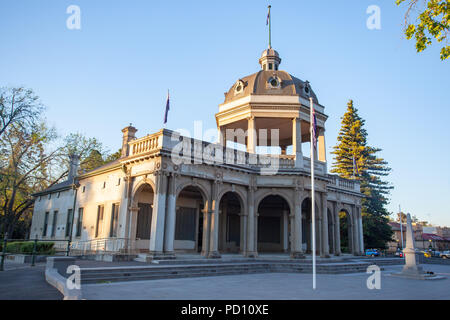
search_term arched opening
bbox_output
[133,183,154,252]
[257,195,290,253]
[339,209,353,254]
[301,198,321,254]
[327,208,334,254]
[175,186,206,253]
[218,192,243,254]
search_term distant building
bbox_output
[388,221,450,252]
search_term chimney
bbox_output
[121,125,137,157]
[68,154,80,182]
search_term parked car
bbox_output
[440,251,450,259]
[431,250,441,258]
[395,249,403,258]
[365,249,380,257]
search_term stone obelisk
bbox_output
[392,213,444,280]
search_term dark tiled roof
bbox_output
[33,179,74,197]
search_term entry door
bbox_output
[137,203,152,240]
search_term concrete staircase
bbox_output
[80,258,403,284]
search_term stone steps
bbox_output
[79,260,396,284]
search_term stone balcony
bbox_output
[125,129,359,192]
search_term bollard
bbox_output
[0,234,8,272]
[31,238,38,267]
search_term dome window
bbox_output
[234,79,246,95]
[268,76,281,89]
[303,81,311,96]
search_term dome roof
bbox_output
[224,70,319,104]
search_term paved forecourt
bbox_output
[82,264,450,300]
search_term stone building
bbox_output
[30,46,364,259]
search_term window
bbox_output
[81,186,86,193]
[95,205,104,238]
[110,203,119,237]
[76,208,84,237]
[57,192,61,198]
[51,211,58,237]
[102,182,106,189]
[65,209,73,237]
[48,194,51,200]
[269,63,273,70]
[43,212,49,237]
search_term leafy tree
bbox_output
[0,87,44,137]
[0,121,59,237]
[331,100,394,249]
[396,0,450,60]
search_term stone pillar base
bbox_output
[245,251,258,258]
[146,251,166,260]
[207,251,221,259]
[162,252,176,260]
[201,250,209,257]
[321,253,331,258]
[290,252,305,259]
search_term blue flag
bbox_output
[164,90,170,124]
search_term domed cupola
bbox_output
[259,47,281,71]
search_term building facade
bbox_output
[31,47,365,259]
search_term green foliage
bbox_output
[5,241,55,255]
[396,0,450,60]
[331,100,394,248]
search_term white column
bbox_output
[218,126,225,146]
[201,208,211,256]
[163,173,176,256]
[208,181,221,258]
[291,190,304,258]
[247,116,256,153]
[358,206,364,254]
[149,171,168,256]
[292,118,303,168]
[335,202,341,255]
[246,186,257,257]
[352,205,360,255]
[321,193,330,257]
[318,128,327,162]
[283,210,289,252]
[240,212,247,255]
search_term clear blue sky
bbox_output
[1,1,449,226]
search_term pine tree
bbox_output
[331,100,393,249]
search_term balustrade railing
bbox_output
[70,238,135,255]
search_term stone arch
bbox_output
[217,184,247,214]
[300,197,321,254]
[131,177,156,207]
[129,177,156,252]
[254,189,294,214]
[174,181,209,253]
[175,179,210,207]
[338,206,355,254]
[217,190,246,254]
[256,193,292,253]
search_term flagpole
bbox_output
[268,5,272,48]
[310,97,316,290]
